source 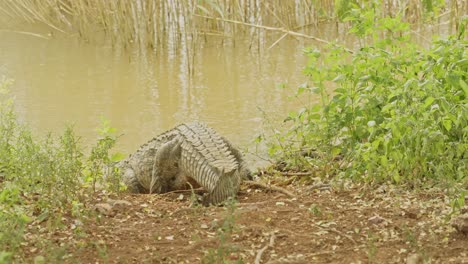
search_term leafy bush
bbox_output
[268,11,467,185]
[0,81,122,260]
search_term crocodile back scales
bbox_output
[177,122,241,204]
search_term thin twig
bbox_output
[0,29,50,39]
[255,233,276,264]
[303,245,366,257]
[281,171,312,176]
[329,228,357,245]
[307,183,332,191]
[312,223,357,245]
[267,33,288,50]
[160,188,206,196]
[243,180,296,198]
[194,14,354,53]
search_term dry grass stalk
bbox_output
[0,0,463,48]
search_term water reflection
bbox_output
[0,24,317,165]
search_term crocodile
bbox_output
[118,122,251,205]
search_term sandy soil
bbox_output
[21,179,468,263]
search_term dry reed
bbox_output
[0,0,465,48]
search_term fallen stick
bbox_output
[281,171,312,176]
[308,183,332,191]
[194,14,354,54]
[160,188,206,196]
[255,233,276,264]
[329,228,357,245]
[243,180,296,198]
[312,223,357,245]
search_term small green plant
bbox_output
[187,182,201,207]
[308,204,323,217]
[366,231,378,263]
[202,198,242,264]
[0,80,123,261]
[94,240,109,263]
[84,117,123,193]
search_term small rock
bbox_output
[403,208,419,219]
[109,199,132,214]
[108,199,132,207]
[95,203,114,216]
[451,213,468,235]
[200,224,208,229]
[275,202,285,206]
[368,215,385,225]
[406,253,423,264]
[33,255,45,264]
[460,205,468,214]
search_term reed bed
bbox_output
[0,0,465,48]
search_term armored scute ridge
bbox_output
[118,121,251,205]
[177,123,242,205]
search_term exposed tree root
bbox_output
[243,180,296,198]
[255,233,276,264]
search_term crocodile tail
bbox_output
[180,139,221,192]
[177,122,241,203]
[220,135,252,180]
[203,169,241,205]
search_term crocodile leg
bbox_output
[150,137,183,194]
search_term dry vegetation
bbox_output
[0,0,466,48]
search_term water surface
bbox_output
[0,21,452,165]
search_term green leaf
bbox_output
[111,153,125,162]
[296,86,306,95]
[20,214,32,223]
[331,147,341,156]
[379,155,387,165]
[0,251,12,262]
[459,79,468,97]
[36,210,49,223]
[310,104,321,112]
[423,97,435,108]
[308,114,321,120]
[442,119,452,131]
[392,172,400,183]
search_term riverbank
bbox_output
[17,176,468,263]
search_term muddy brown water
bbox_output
[0,21,453,166]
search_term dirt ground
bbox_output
[22,178,467,264]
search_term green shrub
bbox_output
[267,11,467,185]
[0,80,122,260]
